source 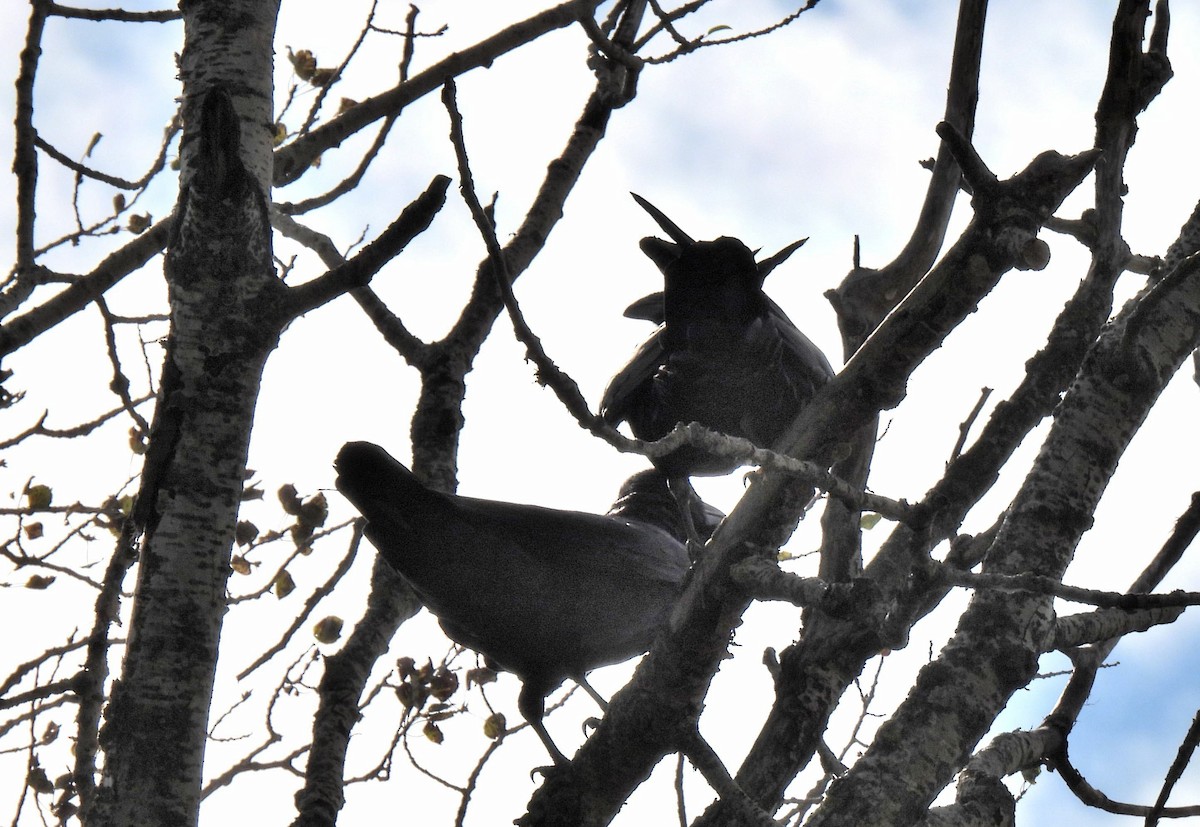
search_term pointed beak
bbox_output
[757,238,808,279]
[630,193,695,246]
[622,291,664,323]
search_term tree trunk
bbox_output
[88,3,282,824]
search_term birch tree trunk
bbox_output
[89,3,282,824]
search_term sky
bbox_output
[2,1,1200,825]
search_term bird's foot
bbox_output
[529,760,571,782]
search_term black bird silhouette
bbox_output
[600,194,834,478]
[334,441,720,764]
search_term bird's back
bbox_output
[435,502,688,676]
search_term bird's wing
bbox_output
[462,496,688,581]
[598,327,665,428]
[438,498,689,677]
[767,296,836,384]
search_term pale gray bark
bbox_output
[801,4,1182,821]
[80,3,447,823]
[88,4,282,824]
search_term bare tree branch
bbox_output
[47,4,179,22]
[274,0,605,186]
[0,219,172,357]
[279,175,451,319]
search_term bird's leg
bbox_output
[576,675,609,735]
[518,685,569,767]
[576,676,609,711]
[668,475,704,559]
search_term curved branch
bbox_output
[826,0,987,353]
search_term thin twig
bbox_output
[441,78,607,434]
[274,0,601,186]
[947,387,991,465]
[35,117,181,191]
[937,565,1200,611]
[0,639,86,699]
[0,394,154,450]
[276,111,398,215]
[642,1,820,64]
[453,740,504,827]
[236,521,362,681]
[1146,711,1200,827]
[95,297,151,435]
[297,0,379,136]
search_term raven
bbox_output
[335,441,719,764]
[600,195,834,477]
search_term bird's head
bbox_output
[663,235,764,326]
[628,193,810,334]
